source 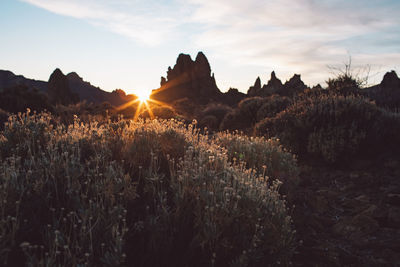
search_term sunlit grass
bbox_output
[0,110,297,266]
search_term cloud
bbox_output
[21,0,400,86]
[21,0,185,45]
[186,0,400,85]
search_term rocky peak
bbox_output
[152,52,221,104]
[254,77,261,89]
[247,71,285,97]
[67,72,83,82]
[194,52,211,76]
[267,71,283,88]
[381,71,400,89]
[282,74,307,96]
[247,77,262,96]
[48,68,79,105]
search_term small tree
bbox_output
[326,56,370,91]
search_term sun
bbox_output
[136,89,151,103]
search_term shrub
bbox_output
[220,97,266,132]
[0,85,52,114]
[199,103,232,130]
[256,95,291,121]
[140,105,177,120]
[172,97,197,118]
[237,97,265,125]
[255,93,399,164]
[214,132,298,194]
[220,110,249,131]
[0,112,296,266]
[199,115,219,130]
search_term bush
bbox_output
[214,132,298,194]
[199,115,219,130]
[255,93,399,164]
[0,85,52,114]
[140,105,177,119]
[256,95,291,121]
[0,112,296,266]
[172,97,197,118]
[199,103,232,130]
[237,97,265,125]
[220,97,266,132]
[220,109,249,131]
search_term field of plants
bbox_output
[0,110,298,266]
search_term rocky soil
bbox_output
[292,158,400,266]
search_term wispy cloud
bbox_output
[21,0,186,45]
[21,0,400,87]
[188,0,400,85]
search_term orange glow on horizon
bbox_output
[116,89,173,121]
[136,89,151,103]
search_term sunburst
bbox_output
[115,89,173,121]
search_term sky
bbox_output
[1,0,399,95]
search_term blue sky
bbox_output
[1,0,399,95]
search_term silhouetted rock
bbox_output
[160,77,167,86]
[381,71,400,89]
[48,68,79,105]
[152,52,222,104]
[248,77,262,97]
[266,71,284,94]
[247,71,283,97]
[363,71,400,110]
[281,74,307,96]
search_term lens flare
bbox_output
[136,90,151,103]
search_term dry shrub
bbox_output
[140,105,177,119]
[200,103,232,130]
[255,92,400,164]
[0,112,296,266]
[256,95,291,121]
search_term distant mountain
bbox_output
[0,69,135,106]
[0,70,47,92]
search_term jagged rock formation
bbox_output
[0,70,47,92]
[152,52,222,104]
[248,77,262,96]
[248,72,307,97]
[281,74,307,96]
[48,68,79,105]
[380,71,400,89]
[266,71,284,95]
[363,70,400,109]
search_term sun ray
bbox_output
[115,98,140,111]
[143,100,154,119]
[133,101,143,121]
[114,87,177,121]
